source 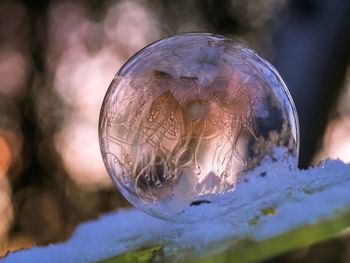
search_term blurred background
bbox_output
[0,0,350,262]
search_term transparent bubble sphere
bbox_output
[99,33,299,221]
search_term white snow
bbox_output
[2,149,350,263]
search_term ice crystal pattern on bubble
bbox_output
[99,33,299,219]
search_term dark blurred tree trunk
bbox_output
[273,0,350,168]
[17,0,49,188]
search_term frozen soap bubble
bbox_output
[99,33,299,221]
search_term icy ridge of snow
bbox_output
[3,151,350,263]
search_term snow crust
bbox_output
[3,149,350,263]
